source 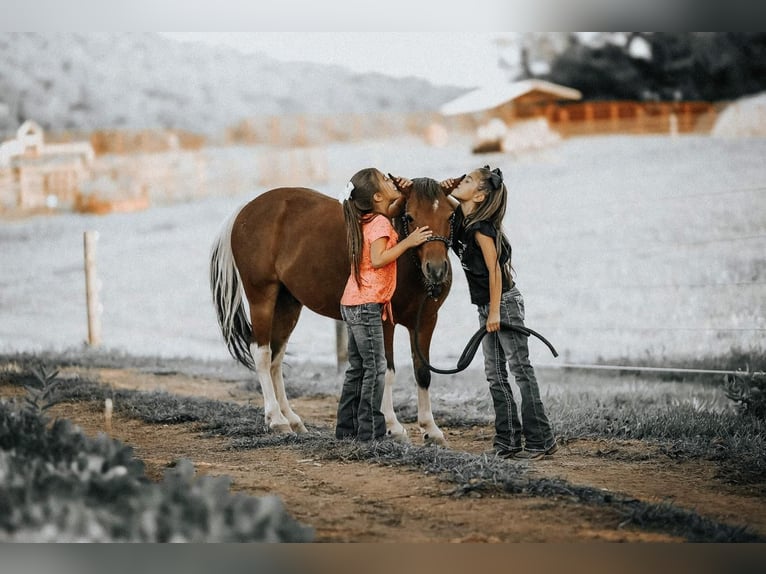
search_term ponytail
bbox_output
[465,165,508,264]
[340,168,382,286]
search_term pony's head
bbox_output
[395,176,461,296]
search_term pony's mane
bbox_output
[411,177,442,201]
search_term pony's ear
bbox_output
[389,173,413,197]
[439,174,465,194]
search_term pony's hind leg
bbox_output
[270,344,308,433]
[250,342,292,433]
[247,290,292,434]
[270,289,308,433]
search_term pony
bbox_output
[210,177,459,445]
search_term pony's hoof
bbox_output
[269,422,295,435]
[386,429,411,444]
[423,432,448,447]
[291,421,309,434]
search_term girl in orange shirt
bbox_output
[336,168,432,441]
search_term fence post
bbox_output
[669,112,679,138]
[335,320,348,373]
[83,230,102,346]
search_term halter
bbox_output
[399,209,455,249]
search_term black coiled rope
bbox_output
[413,294,559,375]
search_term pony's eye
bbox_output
[404,214,414,223]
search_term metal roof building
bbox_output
[440,79,582,119]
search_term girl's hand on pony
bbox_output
[403,226,433,248]
[389,173,413,192]
[439,174,465,193]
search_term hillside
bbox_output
[0,32,465,138]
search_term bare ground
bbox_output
[8,366,763,543]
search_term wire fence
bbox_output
[535,362,764,377]
[490,172,766,372]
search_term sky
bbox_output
[160,33,511,89]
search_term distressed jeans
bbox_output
[479,287,556,453]
[336,303,387,441]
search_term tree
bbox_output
[545,33,766,101]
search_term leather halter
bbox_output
[398,208,455,299]
[399,209,455,249]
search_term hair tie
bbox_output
[338,181,354,204]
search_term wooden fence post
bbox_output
[83,230,102,346]
[335,320,348,373]
[669,112,679,138]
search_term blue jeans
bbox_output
[479,287,555,453]
[336,303,387,441]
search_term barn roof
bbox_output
[440,79,582,116]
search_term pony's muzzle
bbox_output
[423,259,449,286]
[427,283,444,299]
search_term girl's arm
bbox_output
[370,227,432,268]
[475,231,502,332]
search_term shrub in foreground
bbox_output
[0,396,312,542]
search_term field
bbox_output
[1,134,765,542]
[1,134,764,365]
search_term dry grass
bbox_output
[3,355,763,542]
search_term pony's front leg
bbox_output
[271,346,308,433]
[382,368,410,442]
[410,329,447,447]
[252,344,293,433]
[381,324,409,442]
[417,385,446,446]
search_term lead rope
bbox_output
[413,293,559,375]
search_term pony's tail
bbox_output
[210,212,256,371]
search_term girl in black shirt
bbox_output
[448,166,557,460]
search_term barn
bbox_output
[439,79,582,154]
[440,79,582,123]
[0,121,94,211]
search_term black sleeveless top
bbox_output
[451,207,514,306]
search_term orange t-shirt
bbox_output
[341,214,399,310]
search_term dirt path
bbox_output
[23,368,766,541]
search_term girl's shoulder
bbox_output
[468,219,498,239]
[363,213,395,236]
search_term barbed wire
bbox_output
[534,184,766,214]
[535,362,764,377]
[527,280,766,292]
[519,231,766,257]
[537,325,765,333]
[500,184,766,351]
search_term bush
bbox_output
[725,373,766,420]
[0,374,313,542]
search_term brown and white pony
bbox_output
[210,177,458,445]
